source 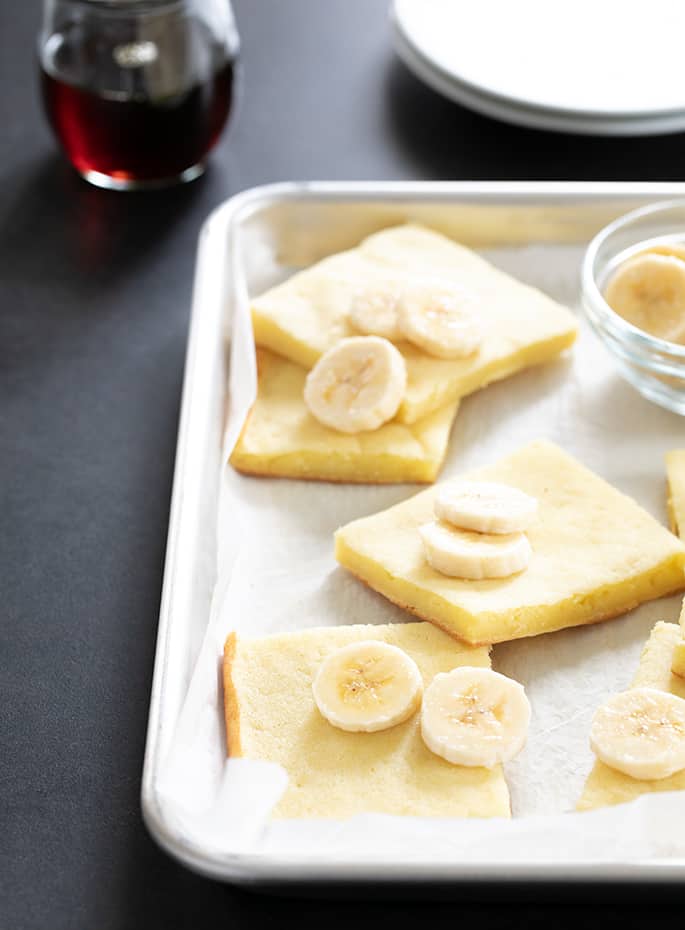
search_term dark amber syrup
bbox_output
[41,58,233,183]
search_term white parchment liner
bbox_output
[158,242,685,866]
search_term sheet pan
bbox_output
[141,182,685,885]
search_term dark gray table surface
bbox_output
[3,2,685,928]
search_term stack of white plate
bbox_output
[391,0,685,136]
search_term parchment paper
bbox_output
[159,242,685,866]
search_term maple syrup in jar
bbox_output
[39,0,239,189]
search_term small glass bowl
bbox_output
[581,199,685,415]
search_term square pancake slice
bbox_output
[223,621,510,819]
[577,622,685,811]
[334,440,685,646]
[665,453,685,676]
[251,224,578,425]
[229,349,459,484]
[666,449,685,537]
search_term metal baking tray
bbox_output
[141,181,685,886]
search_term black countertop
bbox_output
[3,2,685,927]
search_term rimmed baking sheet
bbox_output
[142,182,685,884]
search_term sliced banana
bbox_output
[419,520,531,580]
[672,599,685,678]
[604,252,685,344]
[303,336,407,434]
[312,640,423,733]
[434,480,538,535]
[672,641,685,679]
[348,284,402,341]
[640,242,685,263]
[590,687,685,780]
[421,667,530,767]
[397,282,482,359]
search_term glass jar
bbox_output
[39,0,239,189]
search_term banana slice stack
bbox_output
[420,481,539,580]
[312,640,531,768]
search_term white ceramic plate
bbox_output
[392,0,685,135]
